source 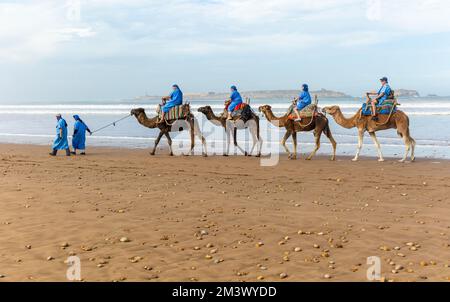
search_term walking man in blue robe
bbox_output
[71,115,92,155]
[50,114,71,156]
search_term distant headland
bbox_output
[134,88,422,101]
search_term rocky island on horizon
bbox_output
[134,88,422,101]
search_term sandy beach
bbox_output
[0,144,449,282]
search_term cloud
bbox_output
[2,0,450,62]
[0,1,95,62]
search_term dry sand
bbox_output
[0,144,449,282]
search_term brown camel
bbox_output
[197,106,262,157]
[258,105,336,160]
[322,106,415,162]
[130,108,207,156]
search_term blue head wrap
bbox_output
[302,84,309,92]
[172,84,180,89]
[73,115,80,121]
[231,85,237,91]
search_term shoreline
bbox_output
[0,142,449,162]
[0,144,449,281]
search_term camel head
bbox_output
[258,105,272,113]
[322,106,340,115]
[197,106,213,116]
[131,108,145,117]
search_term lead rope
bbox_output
[90,114,132,134]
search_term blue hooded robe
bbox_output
[162,87,183,113]
[297,89,312,111]
[72,115,90,150]
[228,89,243,112]
[52,118,69,150]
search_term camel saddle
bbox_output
[361,100,397,116]
[222,102,253,122]
[156,104,190,121]
[287,104,318,120]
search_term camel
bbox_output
[197,106,262,157]
[322,106,415,162]
[130,108,207,156]
[258,105,336,160]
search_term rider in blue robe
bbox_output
[227,85,243,120]
[72,115,92,155]
[160,84,183,121]
[50,114,70,156]
[294,84,312,121]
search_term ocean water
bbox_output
[0,97,449,159]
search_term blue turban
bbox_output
[302,84,309,92]
[231,85,237,91]
[73,115,80,121]
[172,84,180,89]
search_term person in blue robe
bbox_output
[160,84,183,122]
[294,84,312,121]
[71,115,92,155]
[227,85,243,120]
[366,77,392,120]
[50,114,70,156]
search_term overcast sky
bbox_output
[1,0,450,103]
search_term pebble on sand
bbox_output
[279,273,288,279]
[120,237,131,243]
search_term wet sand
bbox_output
[0,144,449,282]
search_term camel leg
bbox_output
[248,125,258,156]
[256,120,262,157]
[193,119,207,157]
[257,131,263,158]
[398,128,416,163]
[281,131,292,159]
[352,129,364,162]
[324,124,337,161]
[369,132,384,162]
[410,137,416,162]
[291,132,298,160]
[150,131,164,155]
[164,132,173,156]
[306,130,321,160]
[224,128,231,156]
[233,128,247,156]
[399,136,410,163]
[189,126,195,156]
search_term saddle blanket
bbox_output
[361,100,397,116]
[287,104,317,120]
[157,104,190,120]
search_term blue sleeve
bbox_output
[171,89,182,103]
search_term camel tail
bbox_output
[256,116,261,140]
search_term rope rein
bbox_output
[374,99,398,126]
